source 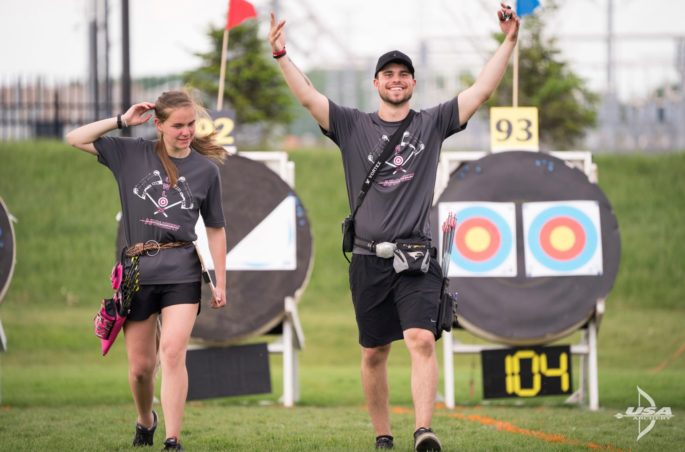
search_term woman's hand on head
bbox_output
[122,102,156,127]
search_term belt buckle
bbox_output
[144,240,161,257]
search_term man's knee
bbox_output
[362,344,391,368]
[404,328,436,357]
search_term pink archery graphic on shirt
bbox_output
[133,171,194,217]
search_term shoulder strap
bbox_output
[350,110,416,219]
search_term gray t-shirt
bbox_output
[95,136,225,284]
[323,98,465,253]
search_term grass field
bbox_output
[0,142,684,450]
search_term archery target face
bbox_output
[439,202,516,277]
[194,195,297,270]
[523,201,603,277]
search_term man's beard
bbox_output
[379,90,413,106]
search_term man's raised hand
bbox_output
[269,12,287,53]
[497,3,520,42]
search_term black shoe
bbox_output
[375,435,394,449]
[162,437,184,451]
[414,427,441,452]
[132,410,157,447]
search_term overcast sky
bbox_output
[1,0,683,101]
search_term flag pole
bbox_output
[512,40,519,107]
[512,0,519,107]
[217,0,231,110]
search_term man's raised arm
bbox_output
[457,3,520,126]
[269,13,330,131]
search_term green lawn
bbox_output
[0,142,684,450]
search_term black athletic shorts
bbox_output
[127,282,202,321]
[348,254,443,348]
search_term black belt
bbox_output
[353,237,378,252]
[353,237,437,257]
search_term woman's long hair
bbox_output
[154,90,226,187]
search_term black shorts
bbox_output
[348,254,443,348]
[127,282,202,321]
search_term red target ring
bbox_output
[539,216,585,261]
[456,217,501,262]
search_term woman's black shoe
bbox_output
[162,437,184,451]
[132,410,157,447]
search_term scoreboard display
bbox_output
[482,345,572,398]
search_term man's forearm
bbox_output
[275,54,329,129]
[473,38,517,104]
[277,56,317,108]
[457,37,517,125]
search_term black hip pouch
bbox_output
[392,239,430,274]
[341,216,355,253]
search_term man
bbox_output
[269,4,519,451]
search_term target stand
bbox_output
[441,300,603,411]
[233,151,306,407]
[433,151,619,411]
[191,151,309,407]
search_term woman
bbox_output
[66,91,227,451]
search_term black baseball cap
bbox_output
[374,50,415,78]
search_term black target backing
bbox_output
[430,151,620,345]
[0,197,16,304]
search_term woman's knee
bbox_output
[159,341,187,369]
[129,357,156,382]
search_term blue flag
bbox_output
[517,0,540,17]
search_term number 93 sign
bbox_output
[490,107,539,152]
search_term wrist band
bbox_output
[117,114,128,129]
[272,47,287,59]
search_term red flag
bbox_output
[225,0,257,30]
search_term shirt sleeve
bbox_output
[423,97,467,140]
[200,163,226,228]
[319,99,363,148]
[94,136,146,175]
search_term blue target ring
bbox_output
[453,206,513,273]
[527,205,598,272]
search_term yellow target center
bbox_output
[550,226,575,251]
[465,227,491,252]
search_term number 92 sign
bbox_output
[196,109,237,152]
[489,107,539,152]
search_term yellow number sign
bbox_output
[195,110,236,150]
[489,107,539,152]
